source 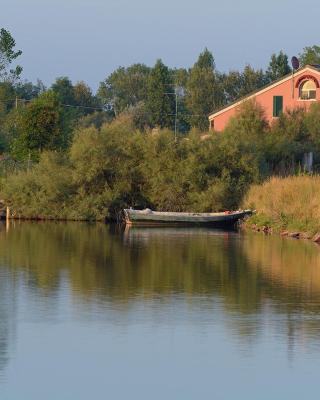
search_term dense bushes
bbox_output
[3,101,320,221]
[0,112,261,220]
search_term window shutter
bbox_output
[273,97,277,117]
[273,96,283,117]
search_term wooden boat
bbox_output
[123,208,252,227]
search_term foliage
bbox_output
[14,79,46,100]
[0,28,22,83]
[238,65,266,97]
[98,64,150,116]
[265,51,291,82]
[76,110,114,129]
[217,65,267,107]
[2,37,320,222]
[1,151,74,219]
[51,76,99,132]
[224,101,320,177]
[0,82,15,116]
[224,100,268,138]
[51,76,75,104]
[145,59,175,129]
[299,45,320,66]
[4,98,320,221]
[10,91,67,161]
[185,48,222,131]
[1,109,262,220]
[218,70,243,104]
[305,103,320,151]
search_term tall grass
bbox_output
[243,175,320,234]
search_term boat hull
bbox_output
[123,209,252,227]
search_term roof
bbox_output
[208,65,320,120]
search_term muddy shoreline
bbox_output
[242,221,320,244]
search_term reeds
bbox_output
[243,175,320,234]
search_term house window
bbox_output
[299,80,317,100]
[273,96,283,117]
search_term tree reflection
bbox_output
[0,263,16,376]
[0,222,320,347]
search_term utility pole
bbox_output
[174,91,178,142]
[15,96,18,109]
[165,90,178,142]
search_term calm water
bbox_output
[0,222,320,399]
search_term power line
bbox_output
[0,98,209,117]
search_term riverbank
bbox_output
[243,175,320,243]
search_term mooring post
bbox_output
[6,206,10,233]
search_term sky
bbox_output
[1,0,320,91]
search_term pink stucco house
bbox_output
[208,65,320,131]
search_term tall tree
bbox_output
[51,77,75,104]
[299,45,320,66]
[0,82,16,151]
[15,79,46,100]
[73,81,98,116]
[0,28,22,83]
[266,51,291,83]
[169,68,190,133]
[0,82,15,116]
[239,65,266,97]
[185,48,222,131]
[98,64,150,116]
[51,77,97,132]
[218,71,243,104]
[145,59,175,129]
[10,91,66,160]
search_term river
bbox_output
[0,222,319,399]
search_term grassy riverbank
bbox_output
[243,175,320,236]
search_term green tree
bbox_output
[10,91,66,160]
[218,65,268,106]
[51,77,75,104]
[77,110,113,129]
[51,77,97,134]
[299,45,320,66]
[218,71,243,104]
[172,67,189,89]
[145,59,175,129]
[0,28,22,83]
[239,65,266,97]
[266,51,291,83]
[224,100,268,139]
[15,79,46,100]
[0,82,16,151]
[185,49,222,131]
[0,79,45,153]
[0,82,15,116]
[98,64,150,116]
[73,81,98,115]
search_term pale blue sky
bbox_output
[2,0,319,90]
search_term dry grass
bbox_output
[243,175,320,234]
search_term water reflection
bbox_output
[0,269,16,376]
[1,223,320,314]
[0,222,320,395]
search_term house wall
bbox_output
[209,68,320,132]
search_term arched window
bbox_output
[299,80,317,100]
